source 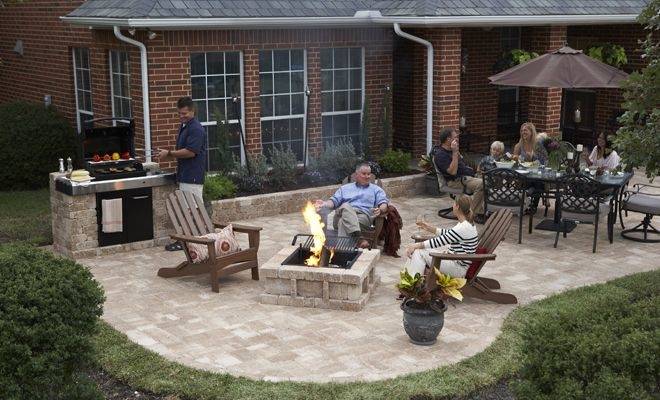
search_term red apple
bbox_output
[120,151,130,160]
[92,154,101,162]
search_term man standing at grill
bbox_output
[313,163,389,247]
[158,96,207,251]
[433,127,485,223]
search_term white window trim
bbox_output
[320,46,365,146]
[258,48,308,162]
[109,50,132,126]
[191,51,246,167]
[72,48,93,133]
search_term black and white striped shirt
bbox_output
[423,221,479,267]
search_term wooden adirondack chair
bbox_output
[427,208,518,304]
[157,190,262,293]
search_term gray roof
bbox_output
[66,0,648,19]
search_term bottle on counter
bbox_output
[58,158,65,173]
[66,157,73,173]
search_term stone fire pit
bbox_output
[259,247,380,311]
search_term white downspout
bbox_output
[113,26,152,163]
[393,23,433,154]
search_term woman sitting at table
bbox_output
[404,196,478,278]
[512,122,548,165]
[583,132,621,170]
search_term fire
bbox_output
[302,201,325,266]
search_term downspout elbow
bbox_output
[113,26,152,163]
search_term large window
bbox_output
[259,49,306,161]
[320,47,364,150]
[190,51,244,170]
[109,50,132,122]
[498,28,521,128]
[72,48,93,133]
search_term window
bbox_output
[498,28,521,127]
[109,50,132,123]
[190,51,244,170]
[320,47,364,151]
[72,48,93,133]
[259,49,306,161]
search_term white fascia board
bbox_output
[59,14,639,30]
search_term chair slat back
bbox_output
[479,209,513,252]
[483,168,525,207]
[167,190,213,237]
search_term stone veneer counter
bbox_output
[50,172,176,259]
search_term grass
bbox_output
[0,189,51,245]
[92,269,659,400]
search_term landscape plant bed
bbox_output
[233,169,422,198]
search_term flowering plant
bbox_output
[418,154,434,173]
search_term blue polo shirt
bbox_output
[330,182,389,214]
[175,118,207,184]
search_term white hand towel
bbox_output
[102,198,123,233]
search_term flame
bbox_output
[302,201,325,266]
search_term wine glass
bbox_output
[416,213,429,235]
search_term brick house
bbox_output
[0,1,649,170]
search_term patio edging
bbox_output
[211,172,426,224]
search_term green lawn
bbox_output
[0,189,51,245]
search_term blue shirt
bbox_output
[175,118,207,184]
[330,183,389,214]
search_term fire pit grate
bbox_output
[284,233,360,269]
[291,233,358,251]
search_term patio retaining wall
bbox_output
[211,173,426,224]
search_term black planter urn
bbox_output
[401,299,448,345]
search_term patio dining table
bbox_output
[517,167,633,243]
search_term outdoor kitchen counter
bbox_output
[49,172,176,259]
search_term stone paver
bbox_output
[81,181,660,382]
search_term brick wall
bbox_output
[148,28,393,171]
[392,28,462,158]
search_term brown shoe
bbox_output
[357,239,371,249]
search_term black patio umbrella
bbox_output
[488,46,629,88]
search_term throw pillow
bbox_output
[186,225,241,263]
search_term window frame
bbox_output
[109,50,132,126]
[190,51,246,168]
[320,47,365,151]
[72,47,93,134]
[258,48,308,163]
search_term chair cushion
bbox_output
[625,194,660,215]
[465,246,489,280]
[562,202,610,223]
[187,224,241,263]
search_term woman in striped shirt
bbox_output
[405,196,479,278]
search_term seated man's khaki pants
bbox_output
[333,203,372,237]
[446,176,485,215]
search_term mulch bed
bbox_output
[87,367,514,400]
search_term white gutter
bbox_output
[393,23,433,154]
[113,26,152,163]
[60,14,639,29]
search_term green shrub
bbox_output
[209,110,236,173]
[311,139,360,183]
[0,243,105,399]
[268,146,297,190]
[233,153,268,193]
[0,102,78,190]
[379,149,411,173]
[512,271,660,400]
[203,174,236,200]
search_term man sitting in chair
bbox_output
[434,127,485,223]
[314,163,389,247]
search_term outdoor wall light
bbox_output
[304,86,312,96]
[128,28,136,36]
[574,104,582,124]
[459,115,467,129]
[13,39,23,56]
[147,30,157,40]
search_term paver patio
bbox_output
[81,178,659,382]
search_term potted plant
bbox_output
[397,267,466,345]
[419,154,439,196]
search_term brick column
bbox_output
[242,47,261,155]
[524,26,567,137]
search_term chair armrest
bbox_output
[214,223,263,232]
[428,252,497,262]
[170,234,214,245]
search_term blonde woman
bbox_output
[513,122,547,165]
[405,196,479,278]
